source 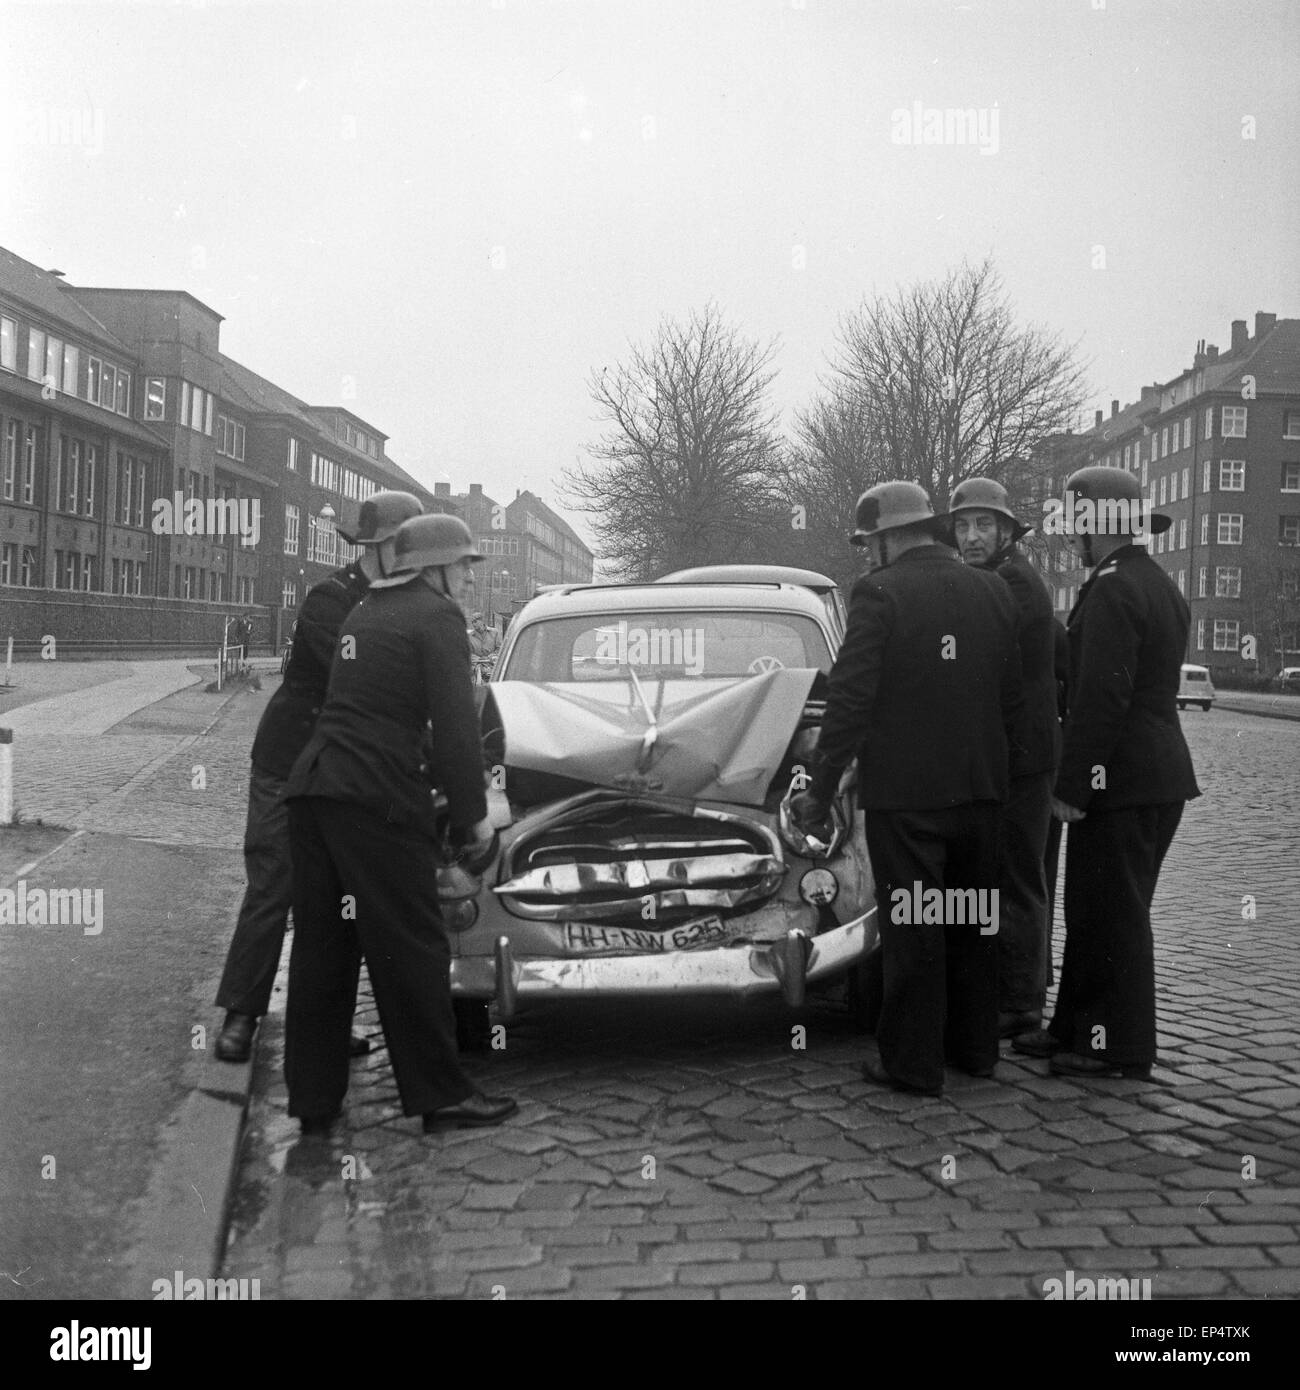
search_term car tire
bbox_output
[1200,701,1211,711]
[1177,701,1185,710]
[846,945,883,1034]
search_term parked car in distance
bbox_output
[449,580,879,1030]
[1177,663,1216,711]
[656,564,848,643]
[1277,667,1300,693]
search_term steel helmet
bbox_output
[1063,465,1171,536]
[850,481,945,546]
[368,513,485,588]
[336,490,423,545]
[948,477,1031,539]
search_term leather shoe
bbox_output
[215,1011,256,1062]
[350,1033,371,1057]
[1050,1051,1151,1080]
[422,1092,518,1131]
[998,1010,1042,1038]
[299,1111,341,1136]
[1011,1028,1064,1058]
[859,1057,942,1098]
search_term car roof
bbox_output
[656,564,840,592]
[506,581,832,623]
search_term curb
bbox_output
[1213,698,1300,724]
[124,1045,258,1299]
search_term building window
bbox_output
[287,437,299,471]
[115,372,130,416]
[1204,407,1214,440]
[145,378,166,420]
[1212,619,1239,652]
[80,556,94,592]
[1183,416,1191,450]
[0,543,11,585]
[1122,444,1130,469]
[20,546,34,586]
[1281,515,1300,546]
[1182,465,1190,498]
[1201,460,1211,493]
[65,439,81,513]
[1177,568,1186,595]
[1161,426,1169,458]
[135,462,147,528]
[1158,475,1167,506]
[1219,459,1245,491]
[191,386,204,432]
[284,504,300,555]
[1179,517,1188,550]
[22,426,36,503]
[1215,566,1241,598]
[181,381,191,424]
[2,421,15,500]
[1141,459,1148,487]
[1200,512,1210,546]
[282,579,297,609]
[1282,463,1300,492]
[0,316,15,371]
[63,551,77,590]
[1284,410,1300,440]
[62,344,79,396]
[27,328,45,382]
[120,456,133,524]
[1217,514,1243,545]
[1221,406,1247,438]
[84,445,95,516]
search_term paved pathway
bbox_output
[219,708,1300,1300]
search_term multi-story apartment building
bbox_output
[435,482,595,624]
[1026,311,1299,678]
[0,245,447,653]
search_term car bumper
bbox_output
[449,906,878,1018]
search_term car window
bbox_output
[503,611,834,682]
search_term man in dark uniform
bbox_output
[790,481,1024,1096]
[283,513,516,1134]
[1015,466,1199,1079]
[213,491,423,1062]
[948,477,1061,1038]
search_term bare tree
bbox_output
[1238,527,1300,676]
[826,258,1087,512]
[563,305,786,581]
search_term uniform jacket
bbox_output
[810,544,1025,811]
[284,577,488,836]
[1054,544,1200,811]
[250,562,369,779]
[983,544,1062,779]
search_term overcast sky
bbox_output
[2,0,1297,551]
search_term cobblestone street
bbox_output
[219,703,1300,1300]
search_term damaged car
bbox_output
[446,580,880,1027]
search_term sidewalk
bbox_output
[0,664,263,1299]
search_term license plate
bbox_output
[561,915,732,955]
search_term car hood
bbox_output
[487,668,818,807]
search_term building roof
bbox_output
[219,353,321,428]
[511,489,589,551]
[0,246,135,354]
[1213,319,1300,397]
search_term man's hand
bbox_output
[1051,796,1085,823]
[462,819,499,874]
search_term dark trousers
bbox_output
[864,803,1001,1093]
[285,797,474,1119]
[1048,802,1184,1067]
[215,765,293,1018]
[1043,813,1063,989]
[998,772,1053,1014]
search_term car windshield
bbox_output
[502,610,834,682]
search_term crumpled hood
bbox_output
[486,668,817,807]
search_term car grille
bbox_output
[493,790,785,925]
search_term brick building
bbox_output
[1024,311,1300,678]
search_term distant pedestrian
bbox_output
[948,477,1060,1039]
[1014,466,1200,1079]
[283,514,516,1135]
[789,481,1024,1096]
[212,491,423,1063]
